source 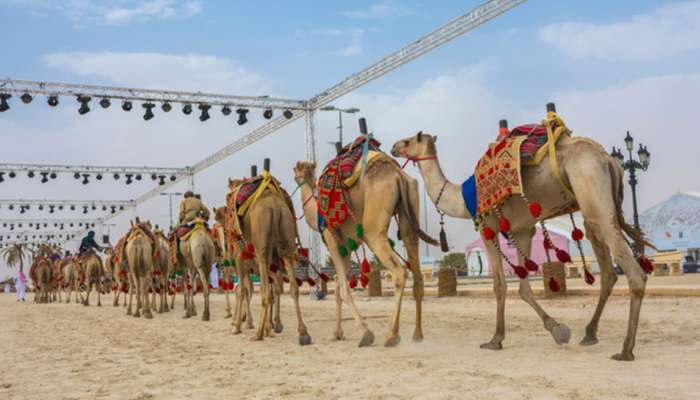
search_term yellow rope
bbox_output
[543,113,575,200]
[236,170,283,216]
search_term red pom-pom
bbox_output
[528,202,542,218]
[571,228,584,241]
[543,240,552,250]
[187,284,192,290]
[268,277,274,284]
[270,264,278,273]
[121,283,129,293]
[295,277,303,287]
[498,216,511,233]
[155,287,161,294]
[307,277,316,287]
[299,247,309,258]
[556,249,571,263]
[245,242,255,254]
[349,274,358,289]
[548,277,560,292]
[482,227,496,241]
[319,273,329,282]
[208,284,213,289]
[282,275,290,283]
[148,287,153,293]
[638,255,654,274]
[168,290,174,296]
[584,269,595,285]
[361,259,371,274]
[118,269,127,277]
[360,274,369,288]
[513,265,528,279]
[525,258,539,272]
[240,250,255,260]
[176,286,182,293]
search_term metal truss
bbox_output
[0,219,99,229]
[0,162,190,185]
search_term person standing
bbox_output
[15,269,26,302]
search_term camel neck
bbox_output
[298,181,319,231]
[415,156,472,220]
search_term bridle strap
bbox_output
[401,155,437,169]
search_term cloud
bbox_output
[342,1,408,19]
[102,0,201,25]
[42,51,272,94]
[337,45,363,57]
[310,28,365,38]
[539,1,700,60]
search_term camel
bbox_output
[125,220,156,319]
[80,250,104,307]
[177,217,216,321]
[104,247,126,307]
[293,154,437,347]
[32,258,53,303]
[212,212,237,319]
[391,126,650,361]
[61,257,83,304]
[152,228,171,313]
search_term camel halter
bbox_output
[400,155,437,169]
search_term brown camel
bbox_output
[294,155,436,347]
[61,257,83,304]
[80,250,104,307]
[125,220,155,319]
[178,218,216,321]
[33,258,53,303]
[212,213,236,319]
[391,126,650,361]
[153,228,171,313]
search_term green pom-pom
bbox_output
[175,269,183,276]
[355,223,364,238]
[168,273,176,280]
[388,238,396,249]
[347,238,359,252]
[222,259,230,267]
[229,259,236,267]
[338,245,349,258]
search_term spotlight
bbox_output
[8,171,15,178]
[110,206,116,214]
[38,204,44,210]
[283,110,293,119]
[135,174,142,181]
[47,95,59,107]
[82,174,89,185]
[102,205,107,211]
[50,172,57,179]
[0,172,4,183]
[236,108,249,125]
[119,205,124,210]
[74,172,80,179]
[198,104,211,122]
[96,173,103,180]
[28,171,35,178]
[20,208,25,214]
[91,204,96,210]
[0,93,11,112]
[70,205,75,211]
[113,173,120,180]
[221,106,231,116]
[20,92,33,104]
[170,175,176,181]
[142,102,155,121]
[77,95,91,115]
[100,98,111,108]
[49,205,55,213]
[58,205,64,210]
[263,109,273,119]
[40,172,49,183]
[158,175,166,185]
[162,102,172,112]
[151,173,157,180]
[121,101,132,111]
[182,104,192,115]
[82,206,88,214]
[125,174,133,184]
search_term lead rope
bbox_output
[434,180,449,252]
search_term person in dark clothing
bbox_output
[79,231,103,255]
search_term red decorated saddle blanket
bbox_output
[235,177,264,209]
[508,124,548,161]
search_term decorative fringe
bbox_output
[512,265,528,279]
[270,264,278,273]
[360,274,369,288]
[584,269,595,285]
[295,277,303,287]
[349,273,358,289]
[306,277,316,287]
[361,258,371,274]
[524,258,539,272]
[528,202,542,218]
[347,238,359,252]
[556,249,572,263]
[319,273,329,282]
[548,277,560,292]
[337,244,349,258]
[498,216,511,233]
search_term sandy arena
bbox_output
[2,289,699,400]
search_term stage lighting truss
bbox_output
[0,199,133,215]
[0,219,100,231]
[0,163,191,185]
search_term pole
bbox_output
[338,110,343,146]
[168,194,174,228]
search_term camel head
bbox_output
[213,206,226,225]
[293,161,317,185]
[228,178,244,192]
[391,131,438,160]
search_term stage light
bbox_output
[162,102,172,112]
[121,101,132,111]
[0,93,11,112]
[8,171,15,178]
[9,204,14,210]
[198,104,211,122]
[58,205,64,210]
[125,174,133,184]
[113,173,120,180]
[158,175,166,185]
[47,95,59,107]
[283,110,293,119]
[74,172,80,179]
[38,204,44,210]
[182,104,192,115]
[221,106,231,116]
[82,174,89,185]
[110,206,116,214]
[135,174,142,181]
[28,171,35,178]
[82,206,88,214]
[20,208,25,214]
[96,173,102,180]
[91,204,96,210]
[49,205,55,213]
[263,109,273,119]
[77,95,91,115]
[151,173,157,180]
[142,102,155,121]
[170,175,176,181]
[119,205,124,210]
[100,98,110,108]
[20,92,33,104]
[40,172,48,183]
[70,205,75,211]
[236,108,249,125]
[50,172,57,179]
[102,205,107,211]
[0,172,4,183]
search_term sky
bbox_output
[1,0,699,279]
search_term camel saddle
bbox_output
[119,223,157,265]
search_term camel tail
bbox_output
[397,176,439,246]
[609,159,655,251]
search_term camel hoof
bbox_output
[479,341,503,350]
[202,313,210,322]
[113,303,118,307]
[97,303,101,307]
[384,334,401,347]
[144,313,153,320]
[299,335,312,346]
[126,310,132,316]
[232,328,242,335]
[358,330,375,348]
[612,352,635,361]
[274,321,284,334]
[224,313,232,319]
[579,335,599,346]
[182,314,190,319]
[249,335,263,342]
[412,331,424,343]
[133,313,140,318]
[83,302,89,307]
[332,331,345,341]
[551,324,571,345]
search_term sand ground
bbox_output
[1,289,699,400]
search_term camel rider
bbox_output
[179,191,210,225]
[78,231,103,256]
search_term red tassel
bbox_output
[241,250,255,260]
[524,258,538,272]
[319,273,329,282]
[361,259,371,274]
[187,284,192,290]
[482,227,496,241]
[638,255,654,274]
[121,283,129,293]
[118,269,127,277]
[295,277,303,287]
[176,286,182,293]
[571,228,584,241]
[148,287,153,293]
[528,202,542,218]
[349,274,358,289]
[155,287,161,294]
[268,277,274,284]
[584,269,595,285]
[245,242,255,254]
[548,277,560,292]
[307,277,316,287]
[360,274,369,288]
[556,249,572,263]
[208,284,213,289]
[498,216,511,233]
[512,265,528,279]
[168,290,174,296]
[543,240,552,250]
[282,275,290,283]
[270,264,278,273]
[299,247,309,258]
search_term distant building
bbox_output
[640,192,700,262]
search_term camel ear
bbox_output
[311,161,316,169]
[417,131,423,142]
[432,135,438,143]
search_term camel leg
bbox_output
[244,272,254,329]
[333,275,344,341]
[223,276,232,318]
[283,256,312,345]
[189,273,198,316]
[481,238,506,350]
[142,276,153,319]
[232,263,245,334]
[113,284,120,306]
[272,271,284,333]
[133,275,141,318]
[195,267,210,322]
[251,248,272,341]
[580,221,618,346]
[83,282,91,306]
[398,208,424,342]
[96,280,102,307]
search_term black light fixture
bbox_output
[263,109,273,119]
[110,206,116,214]
[158,175,166,185]
[96,173,102,180]
[121,100,132,111]
[82,173,89,185]
[91,204,96,210]
[135,174,142,181]
[283,110,293,119]
[170,175,176,181]
[20,92,33,104]
[0,93,11,112]
[100,97,111,108]
[50,172,57,179]
[198,103,211,122]
[28,171,35,178]
[125,174,133,184]
[40,172,49,183]
[38,204,44,210]
[142,102,155,121]
[74,172,80,179]
[236,108,249,125]
[8,171,15,178]
[82,206,88,214]
[70,204,75,211]
[58,205,64,210]
[77,95,91,115]
[47,95,59,107]
[150,173,157,180]
[49,205,55,213]
[113,173,120,180]
[221,105,231,116]
[0,172,4,183]
[182,103,192,115]
[162,102,172,112]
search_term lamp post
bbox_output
[160,192,183,229]
[611,131,651,254]
[320,105,360,147]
